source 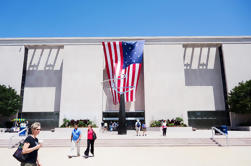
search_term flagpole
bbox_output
[118,93,127,134]
[102,41,144,135]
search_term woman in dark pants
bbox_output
[162,120,167,136]
[84,124,95,157]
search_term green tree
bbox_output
[228,80,251,113]
[0,85,22,117]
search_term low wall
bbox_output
[55,127,192,133]
[55,127,99,133]
[188,111,230,128]
[19,112,59,129]
[146,127,192,132]
[230,126,251,131]
[230,112,251,127]
[0,115,16,128]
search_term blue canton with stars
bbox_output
[122,41,144,69]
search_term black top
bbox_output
[23,136,39,163]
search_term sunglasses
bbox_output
[36,128,41,131]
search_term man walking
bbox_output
[68,123,81,158]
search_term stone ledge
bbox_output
[54,127,99,133]
[148,127,192,132]
[230,126,251,131]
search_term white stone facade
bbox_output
[0,37,251,127]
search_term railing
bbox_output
[211,127,228,146]
[8,127,28,149]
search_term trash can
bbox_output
[19,123,27,136]
[221,125,228,134]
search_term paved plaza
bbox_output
[2,146,251,166]
[1,129,251,165]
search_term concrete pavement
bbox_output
[2,146,251,166]
[1,128,251,165]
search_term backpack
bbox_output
[13,142,27,162]
[136,122,141,128]
[92,131,97,140]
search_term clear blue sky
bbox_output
[0,0,251,37]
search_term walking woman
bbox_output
[21,122,42,166]
[84,124,96,158]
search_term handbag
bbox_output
[13,142,27,162]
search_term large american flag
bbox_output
[102,41,144,105]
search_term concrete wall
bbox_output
[144,45,226,125]
[144,45,187,124]
[222,44,251,92]
[22,47,63,112]
[59,45,103,126]
[184,46,225,111]
[0,46,24,94]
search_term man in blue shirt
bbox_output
[68,123,81,158]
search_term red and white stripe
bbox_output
[102,41,142,105]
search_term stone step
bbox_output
[2,138,251,148]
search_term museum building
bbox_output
[0,36,251,129]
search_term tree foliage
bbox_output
[228,80,251,113]
[0,85,22,117]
